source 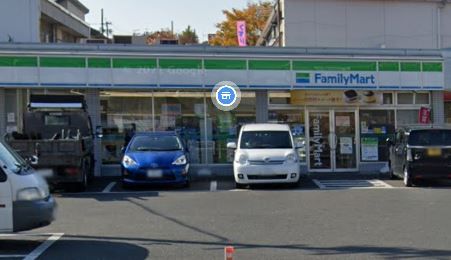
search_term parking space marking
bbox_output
[102,182,116,193]
[0,255,26,258]
[24,233,64,260]
[313,179,393,190]
[210,181,217,192]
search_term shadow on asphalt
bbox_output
[60,234,451,259]
[40,239,149,260]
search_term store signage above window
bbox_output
[294,61,443,91]
[290,90,383,106]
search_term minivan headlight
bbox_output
[122,155,138,168]
[17,187,47,201]
[237,154,248,165]
[173,155,187,165]
[286,153,297,163]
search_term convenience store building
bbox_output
[0,44,445,176]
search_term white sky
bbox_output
[79,0,250,41]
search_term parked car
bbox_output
[388,127,451,187]
[0,140,55,233]
[227,124,301,189]
[121,132,190,188]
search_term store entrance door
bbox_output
[307,109,358,172]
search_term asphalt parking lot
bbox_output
[3,176,451,260]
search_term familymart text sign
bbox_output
[294,60,443,90]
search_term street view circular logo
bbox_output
[211,81,241,111]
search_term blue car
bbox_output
[121,132,190,188]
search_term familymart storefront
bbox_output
[0,44,444,175]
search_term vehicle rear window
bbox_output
[408,130,451,146]
[240,131,293,149]
[129,135,182,151]
[45,115,70,126]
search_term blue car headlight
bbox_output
[172,155,187,165]
[122,155,138,168]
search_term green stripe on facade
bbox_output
[0,57,37,67]
[204,59,246,70]
[113,58,157,69]
[296,72,310,78]
[378,62,399,72]
[400,62,421,72]
[40,57,85,68]
[88,58,111,68]
[249,60,291,70]
[159,59,202,69]
[422,62,442,72]
[293,61,377,71]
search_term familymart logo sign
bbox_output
[296,72,377,87]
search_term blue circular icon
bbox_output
[216,86,237,107]
[211,81,241,111]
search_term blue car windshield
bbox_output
[129,135,182,152]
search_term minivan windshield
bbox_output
[129,135,182,152]
[408,130,451,146]
[0,140,29,174]
[240,131,293,149]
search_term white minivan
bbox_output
[0,140,55,233]
[227,124,301,188]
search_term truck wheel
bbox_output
[75,162,88,192]
[403,167,413,187]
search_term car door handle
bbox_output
[0,204,5,208]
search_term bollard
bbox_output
[224,246,235,260]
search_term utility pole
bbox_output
[100,9,105,35]
[171,21,174,36]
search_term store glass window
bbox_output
[268,110,306,163]
[396,110,419,127]
[206,92,256,164]
[415,93,430,105]
[397,93,414,104]
[359,110,395,162]
[382,93,393,104]
[154,91,206,164]
[100,92,154,164]
[268,91,291,105]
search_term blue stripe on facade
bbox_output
[160,84,203,88]
[400,86,422,89]
[379,86,400,89]
[0,82,36,86]
[249,85,291,89]
[295,79,310,83]
[88,83,113,87]
[294,85,378,89]
[423,86,443,90]
[114,84,158,87]
[41,83,87,87]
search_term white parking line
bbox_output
[102,182,116,193]
[24,233,64,260]
[210,181,217,192]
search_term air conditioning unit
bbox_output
[80,38,108,44]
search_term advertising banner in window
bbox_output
[291,90,382,106]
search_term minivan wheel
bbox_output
[403,167,413,187]
[235,182,246,189]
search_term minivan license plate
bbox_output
[147,170,163,178]
[427,148,442,157]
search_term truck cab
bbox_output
[0,140,55,233]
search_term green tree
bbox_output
[210,1,273,46]
[178,25,199,45]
